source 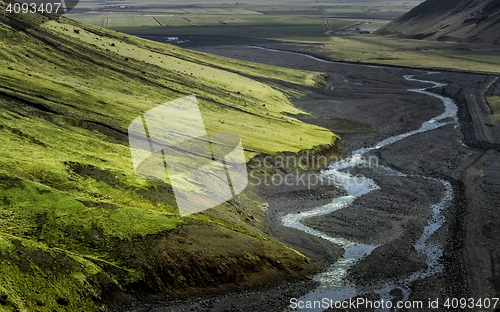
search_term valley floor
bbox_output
[118,37,500,311]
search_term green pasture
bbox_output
[103,16,352,41]
[153,16,192,26]
[107,16,158,27]
[324,8,367,14]
[71,16,106,27]
[318,35,500,74]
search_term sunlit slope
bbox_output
[0,4,338,311]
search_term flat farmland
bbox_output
[324,8,367,14]
[112,18,352,42]
[117,24,337,41]
[70,10,354,41]
[153,16,191,26]
[106,16,159,28]
[67,2,366,41]
[240,5,322,14]
[71,16,107,27]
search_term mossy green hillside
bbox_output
[487,96,500,122]
[0,5,338,311]
[1,18,336,156]
[0,232,114,311]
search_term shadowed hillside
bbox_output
[376,0,500,45]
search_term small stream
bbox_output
[251,47,460,311]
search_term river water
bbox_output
[250,47,460,311]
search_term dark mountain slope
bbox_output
[377,0,500,45]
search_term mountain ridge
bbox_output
[376,0,500,45]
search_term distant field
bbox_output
[153,16,192,26]
[242,5,322,14]
[69,1,415,43]
[112,19,353,42]
[139,8,186,14]
[354,20,390,32]
[70,12,354,41]
[235,17,324,25]
[316,35,500,74]
[72,16,106,27]
[73,15,334,27]
[107,16,158,27]
[116,24,333,41]
[324,8,366,14]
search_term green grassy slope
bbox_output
[316,35,500,74]
[0,4,339,311]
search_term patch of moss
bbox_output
[0,233,114,312]
[0,178,184,246]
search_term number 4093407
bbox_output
[5,2,62,14]
[443,298,499,310]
